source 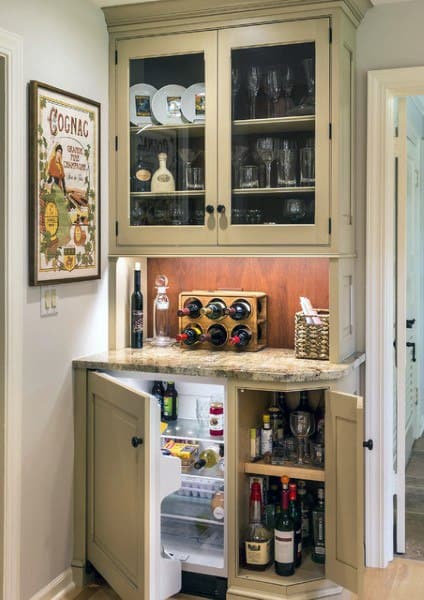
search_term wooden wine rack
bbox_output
[178,290,267,352]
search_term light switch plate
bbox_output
[40,286,58,317]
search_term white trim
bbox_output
[366,66,424,568]
[0,27,24,600]
[29,568,76,600]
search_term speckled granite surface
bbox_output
[73,344,365,383]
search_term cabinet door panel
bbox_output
[325,390,364,593]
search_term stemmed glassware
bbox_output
[297,58,315,115]
[231,67,242,119]
[256,137,276,188]
[247,65,261,120]
[179,147,200,190]
[281,64,295,115]
[289,411,315,465]
[263,67,282,118]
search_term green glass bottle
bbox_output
[312,487,326,564]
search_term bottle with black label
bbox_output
[130,262,143,349]
[132,143,152,192]
[163,381,178,422]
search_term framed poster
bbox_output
[29,81,101,285]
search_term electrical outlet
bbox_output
[40,286,58,317]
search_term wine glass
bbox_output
[179,147,200,190]
[246,65,261,120]
[256,137,275,188]
[289,411,315,465]
[281,64,295,115]
[263,66,282,118]
[297,58,315,115]
[232,144,248,188]
[231,67,242,119]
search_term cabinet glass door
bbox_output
[116,32,218,247]
[218,20,330,247]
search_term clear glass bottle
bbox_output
[152,274,173,346]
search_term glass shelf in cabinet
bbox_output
[130,190,205,197]
[232,186,315,195]
[161,417,224,444]
[130,122,205,137]
[162,494,225,526]
[232,115,315,135]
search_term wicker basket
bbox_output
[294,310,329,360]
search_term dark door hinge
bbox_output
[115,221,119,236]
[329,123,332,139]
[115,136,118,151]
[329,27,333,44]
[115,49,118,65]
[328,218,332,235]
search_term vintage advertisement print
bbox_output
[29,81,100,285]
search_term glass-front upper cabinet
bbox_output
[218,20,330,246]
[115,31,218,247]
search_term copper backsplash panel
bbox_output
[147,257,329,348]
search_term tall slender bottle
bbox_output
[312,487,326,563]
[288,482,302,567]
[274,476,295,576]
[243,481,273,571]
[152,274,172,346]
[130,262,143,348]
[268,394,284,448]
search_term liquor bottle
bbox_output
[299,390,311,412]
[226,299,251,320]
[163,381,178,422]
[151,380,165,419]
[132,143,152,192]
[315,399,325,444]
[268,394,284,448]
[193,444,220,470]
[151,152,175,193]
[288,482,302,567]
[199,324,228,346]
[260,414,273,457]
[297,480,312,546]
[130,262,143,349]
[200,299,227,320]
[274,476,295,576]
[276,392,290,436]
[312,487,326,563]
[177,298,202,318]
[229,325,252,348]
[243,481,273,571]
[176,323,203,346]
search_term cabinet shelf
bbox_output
[233,115,315,135]
[238,551,325,587]
[233,186,315,195]
[131,190,204,198]
[162,417,224,444]
[244,459,325,482]
[130,122,205,136]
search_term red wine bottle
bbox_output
[176,323,202,346]
[289,482,302,568]
[274,476,295,576]
[200,299,227,320]
[177,298,202,318]
[130,262,143,348]
[229,325,252,347]
[200,324,227,346]
[226,299,251,320]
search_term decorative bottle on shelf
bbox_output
[177,298,202,318]
[151,152,175,193]
[274,476,295,576]
[229,324,252,347]
[200,299,227,320]
[268,394,284,449]
[226,299,251,320]
[162,381,178,422]
[260,413,273,457]
[199,324,227,346]
[312,487,326,564]
[130,262,143,349]
[132,143,152,192]
[288,482,302,568]
[243,480,273,571]
[176,323,203,346]
[152,274,173,347]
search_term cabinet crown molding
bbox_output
[103,0,371,30]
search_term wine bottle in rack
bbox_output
[226,299,251,320]
[200,299,227,320]
[199,324,227,346]
[176,323,203,346]
[229,324,253,347]
[177,298,202,318]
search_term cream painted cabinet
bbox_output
[109,0,361,256]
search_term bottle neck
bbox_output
[282,488,289,511]
[134,270,141,291]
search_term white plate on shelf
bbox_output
[129,83,158,126]
[181,83,206,123]
[151,84,186,125]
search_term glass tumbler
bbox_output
[186,166,204,190]
[196,396,211,428]
[277,148,297,187]
[239,165,259,188]
[300,146,315,186]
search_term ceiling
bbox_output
[91,0,415,6]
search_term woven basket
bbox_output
[295,310,329,360]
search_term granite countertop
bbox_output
[73,343,365,384]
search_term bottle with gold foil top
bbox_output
[151,152,175,193]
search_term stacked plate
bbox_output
[130,82,205,126]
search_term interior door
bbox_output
[325,390,364,594]
[87,371,181,600]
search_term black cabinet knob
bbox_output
[363,439,373,451]
[217,204,226,214]
[131,436,143,448]
[205,205,215,214]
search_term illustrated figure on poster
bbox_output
[47,143,67,194]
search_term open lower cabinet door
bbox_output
[87,371,182,600]
[325,390,364,594]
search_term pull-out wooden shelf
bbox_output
[244,459,325,482]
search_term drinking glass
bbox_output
[239,165,259,188]
[179,147,200,190]
[246,65,261,119]
[277,139,297,187]
[263,66,282,117]
[297,58,315,115]
[256,137,275,188]
[196,396,211,428]
[281,64,295,115]
[283,198,307,223]
[231,67,242,119]
[231,208,247,224]
[300,145,315,186]
[232,144,248,188]
[186,166,204,190]
[289,410,315,465]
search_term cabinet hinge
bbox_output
[329,27,333,44]
[329,123,332,139]
[328,218,332,235]
[115,136,118,151]
[115,49,118,65]
[115,221,119,236]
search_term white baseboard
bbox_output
[29,568,76,600]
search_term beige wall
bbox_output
[0,1,109,598]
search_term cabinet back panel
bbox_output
[147,258,329,348]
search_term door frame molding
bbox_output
[0,26,24,600]
[366,66,424,568]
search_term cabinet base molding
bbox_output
[29,567,76,600]
[227,583,343,600]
